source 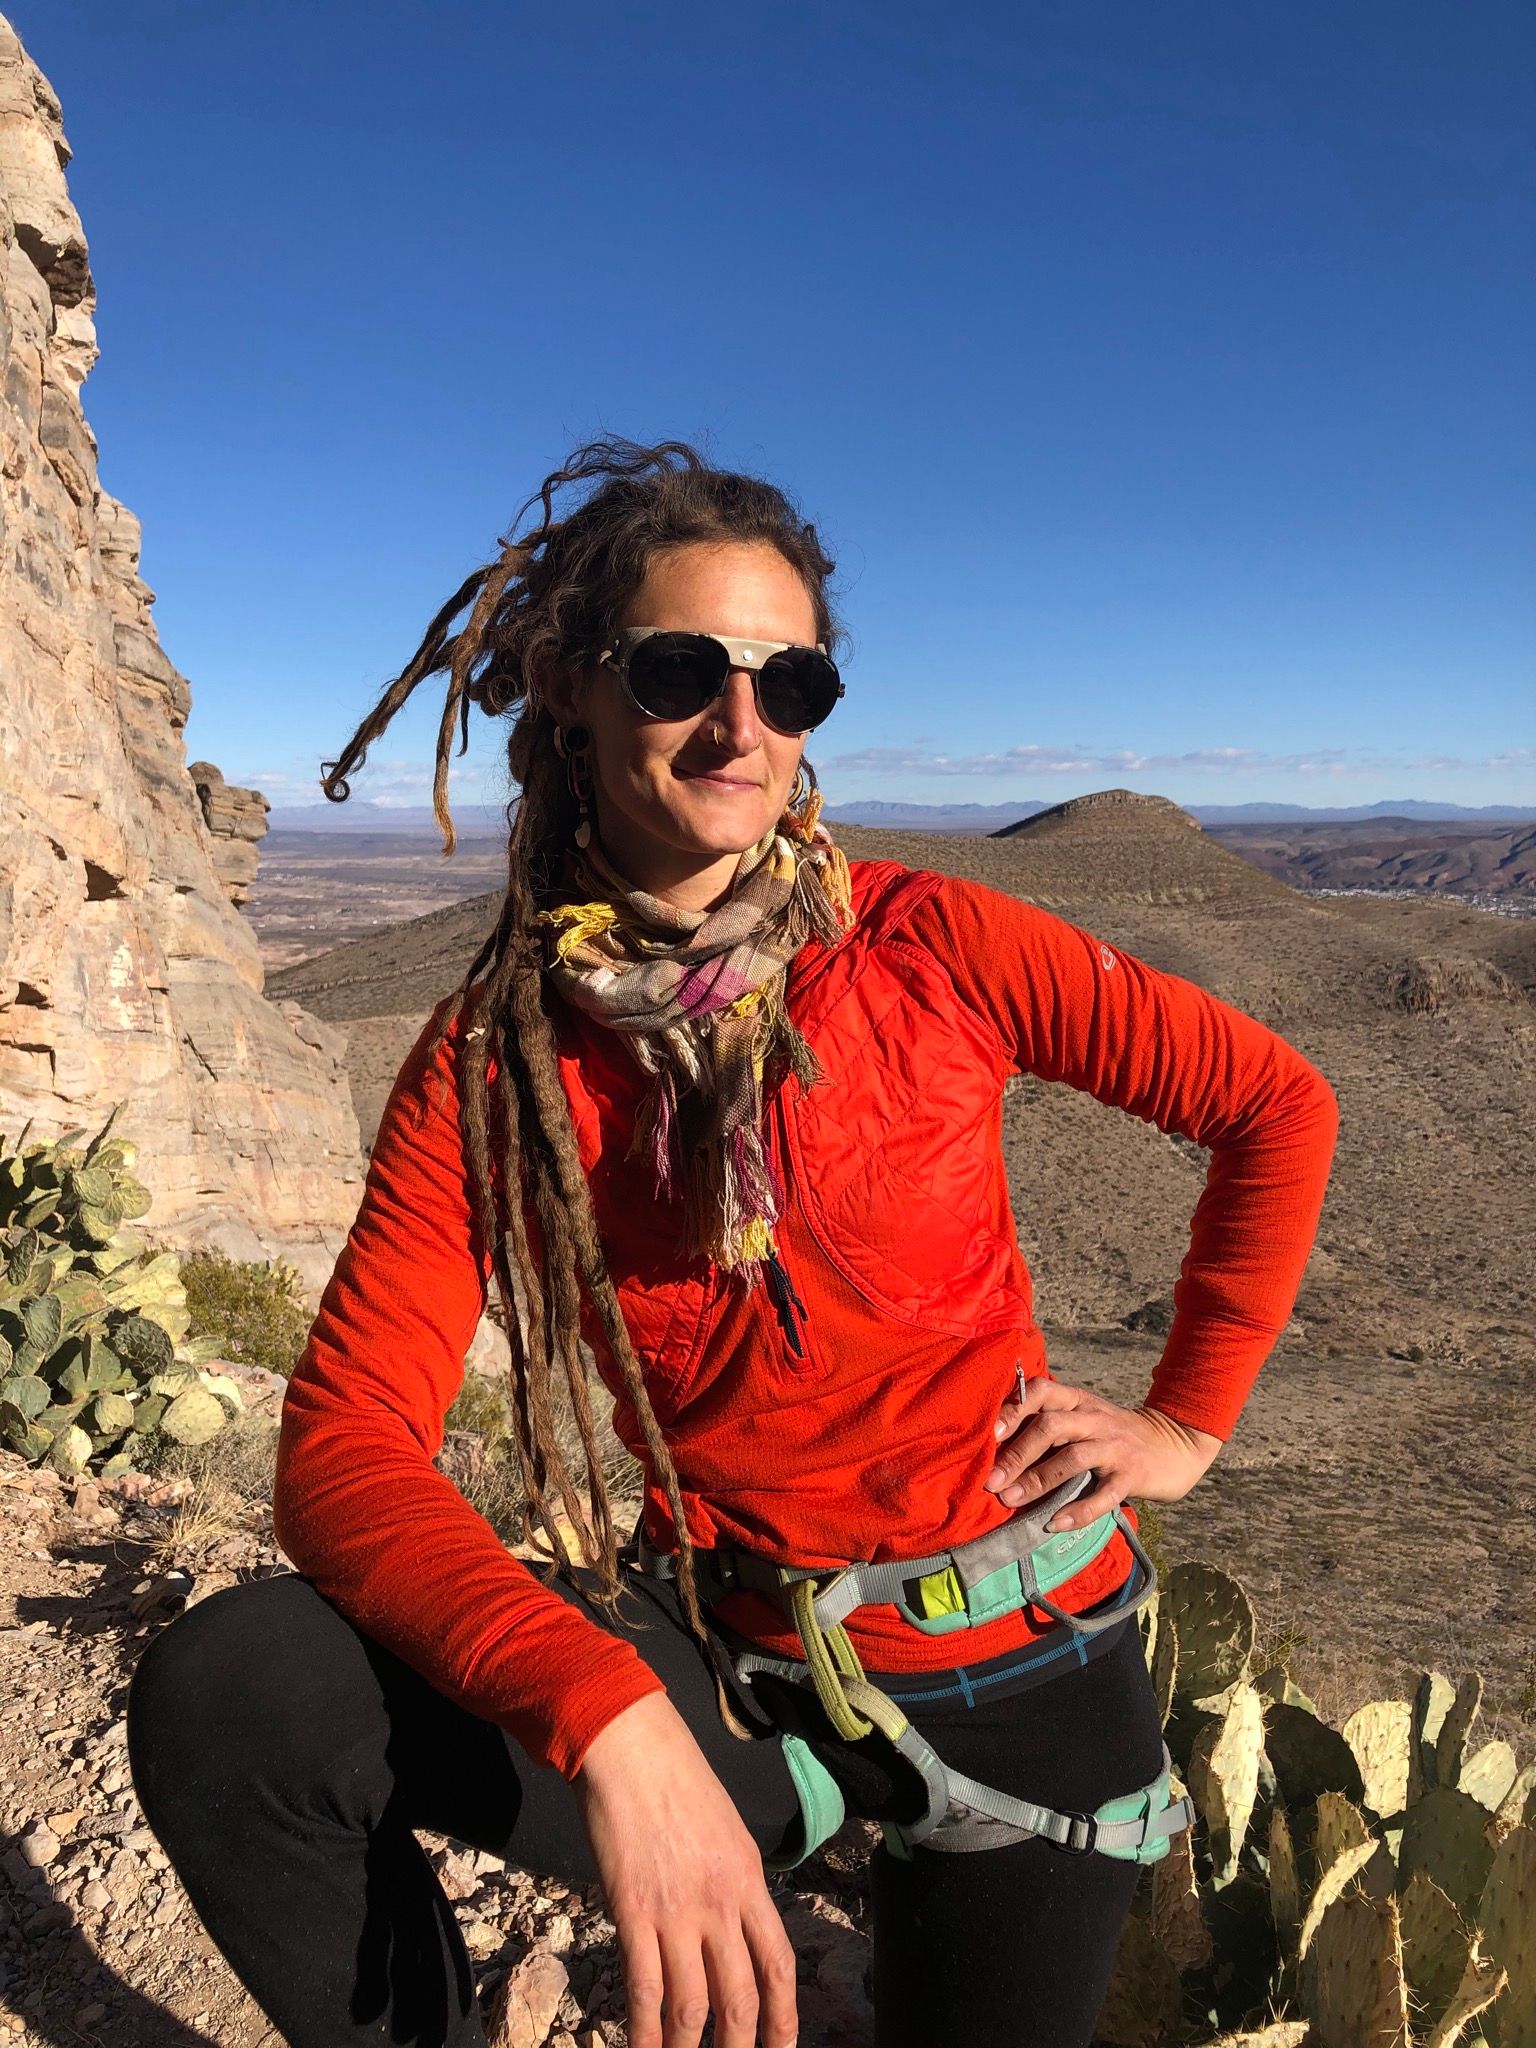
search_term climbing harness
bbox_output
[624,1464,1194,1872]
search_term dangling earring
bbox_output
[554,722,596,849]
[785,761,812,833]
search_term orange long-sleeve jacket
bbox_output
[274,860,1339,1780]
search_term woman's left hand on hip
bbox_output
[983,1375,1223,1531]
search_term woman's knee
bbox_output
[127,1573,375,1807]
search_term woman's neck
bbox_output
[592,820,773,914]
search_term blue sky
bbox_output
[18,0,1535,814]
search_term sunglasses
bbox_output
[597,628,844,736]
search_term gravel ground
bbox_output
[0,1435,878,2048]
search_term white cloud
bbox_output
[822,740,1526,779]
[236,756,503,808]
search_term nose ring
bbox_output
[709,720,726,748]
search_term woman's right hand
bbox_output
[573,1690,800,2048]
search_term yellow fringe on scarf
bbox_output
[735,1217,775,1266]
[536,900,622,963]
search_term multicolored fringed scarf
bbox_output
[538,802,854,1283]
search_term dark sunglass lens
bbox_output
[758,649,842,733]
[624,633,728,721]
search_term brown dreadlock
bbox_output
[320,436,844,1739]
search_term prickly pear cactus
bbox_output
[0,1107,236,1478]
[1113,1555,1535,2048]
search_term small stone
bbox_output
[485,1950,571,2048]
[44,1809,83,1835]
[23,1901,72,1937]
[81,1882,111,1913]
[543,1912,574,1956]
[75,2005,106,2027]
[17,1823,59,1870]
[1,1848,45,1890]
[434,1847,480,1901]
[462,1919,502,1961]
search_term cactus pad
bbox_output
[46,1422,92,1476]
[1459,1741,1518,1815]
[1436,1675,1484,1791]
[1299,1838,1381,1963]
[1400,1786,1499,1922]
[1265,1701,1367,1814]
[1306,1888,1408,2048]
[1477,1825,1536,2048]
[1269,1802,1302,1949]
[1401,1869,1475,2039]
[1151,1823,1213,1974]
[1093,1911,1183,2047]
[1163,1561,1257,1708]
[1426,1947,1509,2048]
[1497,1766,1536,1830]
[1412,1672,1458,1799]
[1152,1610,1179,1724]
[1344,1699,1413,1820]
[159,1387,229,1446]
[1190,1681,1265,1889]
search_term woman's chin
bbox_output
[666,793,782,855]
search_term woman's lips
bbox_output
[677,768,762,791]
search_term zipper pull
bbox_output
[763,1249,809,1359]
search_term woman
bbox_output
[127,437,1339,2048]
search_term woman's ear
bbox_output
[542,658,591,731]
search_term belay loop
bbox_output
[788,1576,874,1741]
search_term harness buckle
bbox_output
[1062,1811,1098,1856]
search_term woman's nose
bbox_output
[706,670,763,753]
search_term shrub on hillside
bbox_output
[180,1248,313,1378]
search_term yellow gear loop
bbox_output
[788,1576,877,1742]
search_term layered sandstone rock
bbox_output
[0,17,363,1272]
[188,762,270,905]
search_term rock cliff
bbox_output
[0,17,363,1272]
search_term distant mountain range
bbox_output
[265,795,1536,836]
[829,798,1536,832]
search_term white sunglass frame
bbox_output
[596,627,843,733]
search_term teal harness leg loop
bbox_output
[624,1469,1193,1867]
[767,1734,847,1874]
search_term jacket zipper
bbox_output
[763,1248,810,1360]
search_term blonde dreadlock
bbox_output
[320,437,845,1740]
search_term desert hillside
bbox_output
[270,790,1536,1378]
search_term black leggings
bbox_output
[125,1562,1163,2048]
